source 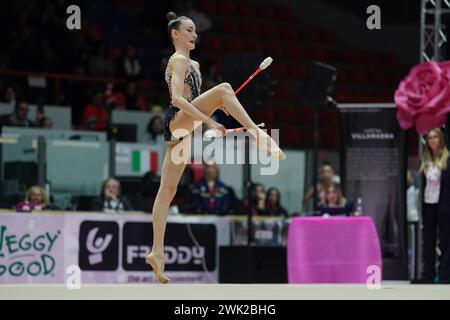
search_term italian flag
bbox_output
[131,150,159,174]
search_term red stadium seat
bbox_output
[274,83,293,100]
[288,64,307,81]
[320,109,338,126]
[264,42,284,58]
[217,0,236,15]
[224,37,243,52]
[259,24,280,38]
[300,26,320,42]
[274,6,296,21]
[297,105,314,124]
[242,39,263,52]
[275,104,297,124]
[271,63,288,79]
[222,19,240,34]
[236,3,256,17]
[284,44,305,60]
[240,21,260,37]
[280,23,301,40]
[198,0,216,14]
[258,4,276,19]
[203,35,222,53]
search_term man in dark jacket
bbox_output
[91,178,133,213]
[0,100,34,131]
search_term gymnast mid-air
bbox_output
[146,12,286,284]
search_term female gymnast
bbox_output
[146,12,286,284]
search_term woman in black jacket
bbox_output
[420,128,450,284]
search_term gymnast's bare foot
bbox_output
[146,252,170,284]
[255,128,286,161]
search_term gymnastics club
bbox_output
[234,57,273,95]
[204,123,265,139]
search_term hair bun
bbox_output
[166,12,177,22]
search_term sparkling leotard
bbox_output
[163,55,202,142]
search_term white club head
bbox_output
[259,57,273,70]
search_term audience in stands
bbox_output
[303,161,341,207]
[244,183,269,216]
[123,82,146,111]
[36,116,53,129]
[265,187,289,217]
[191,162,233,215]
[88,41,115,77]
[81,91,110,131]
[143,115,164,143]
[182,0,213,34]
[91,178,134,213]
[16,185,58,212]
[118,43,142,79]
[0,100,34,131]
[318,182,353,214]
[3,85,17,105]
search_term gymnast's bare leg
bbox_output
[148,12,285,284]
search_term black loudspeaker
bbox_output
[219,246,287,283]
[304,61,337,110]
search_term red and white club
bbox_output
[234,57,273,95]
[204,123,265,139]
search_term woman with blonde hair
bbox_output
[420,127,450,284]
[16,185,53,212]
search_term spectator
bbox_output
[176,166,197,212]
[420,127,450,284]
[105,83,126,109]
[89,41,114,76]
[319,182,353,214]
[0,100,34,131]
[244,183,269,216]
[123,82,146,111]
[16,185,58,212]
[143,115,164,143]
[91,178,134,213]
[3,85,17,104]
[81,92,110,131]
[303,162,340,206]
[191,162,233,215]
[36,116,53,129]
[118,43,142,79]
[265,187,288,217]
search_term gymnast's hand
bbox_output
[208,120,227,137]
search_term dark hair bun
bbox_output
[167,12,177,22]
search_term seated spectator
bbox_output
[91,178,134,213]
[243,183,269,216]
[265,187,288,217]
[143,115,164,143]
[318,182,353,215]
[3,85,17,104]
[118,43,142,79]
[0,100,34,131]
[191,162,233,215]
[105,82,126,109]
[303,161,341,207]
[81,91,110,131]
[123,81,146,111]
[16,185,58,212]
[36,116,53,129]
[176,166,196,212]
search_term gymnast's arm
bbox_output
[170,55,215,126]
